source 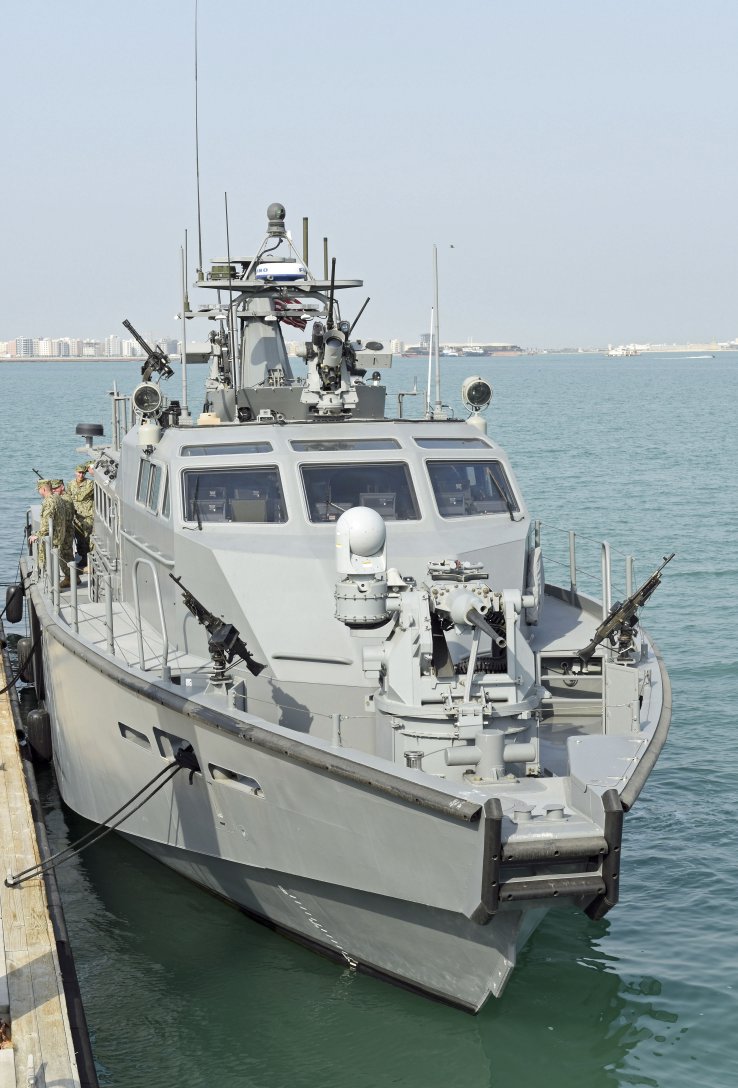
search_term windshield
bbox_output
[427,461,518,518]
[183,468,287,523]
[301,463,420,522]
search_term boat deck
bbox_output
[48,572,207,679]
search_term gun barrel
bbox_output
[326,257,337,330]
[579,553,674,661]
[122,318,154,356]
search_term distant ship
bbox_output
[401,344,523,358]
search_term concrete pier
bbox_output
[0,630,90,1088]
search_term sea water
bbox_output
[1,352,736,1088]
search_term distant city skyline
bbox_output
[0,334,177,359]
[2,331,737,361]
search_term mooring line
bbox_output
[6,759,186,887]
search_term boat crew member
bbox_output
[67,462,94,571]
[52,478,77,557]
[29,479,74,588]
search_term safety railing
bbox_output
[533,520,635,618]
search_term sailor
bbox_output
[29,479,75,587]
[67,462,94,571]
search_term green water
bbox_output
[2,353,736,1087]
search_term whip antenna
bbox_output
[194,0,203,275]
[224,192,238,386]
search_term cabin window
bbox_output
[181,442,273,457]
[162,474,170,518]
[427,461,519,518]
[301,463,420,522]
[291,438,400,452]
[136,460,165,514]
[414,437,491,449]
[136,460,152,504]
[148,465,163,512]
[182,467,287,524]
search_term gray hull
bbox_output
[38,593,548,1011]
[130,836,547,1010]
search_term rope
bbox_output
[5,759,186,887]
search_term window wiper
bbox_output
[193,475,202,531]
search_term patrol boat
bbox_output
[17,203,672,1012]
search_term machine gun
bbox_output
[578,553,675,664]
[123,319,174,382]
[169,574,265,677]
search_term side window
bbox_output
[148,465,162,512]
[136,461,165,514]
[162,473,170,518]
[136,460,152,504]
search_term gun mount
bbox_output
[578,553,675,664]
[169,573,265,683]
[123,319,174,382]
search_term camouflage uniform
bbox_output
[67,464,94,567]
[38,492,75,578]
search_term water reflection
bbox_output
[40,771,685,1088]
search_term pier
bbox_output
[0,628,94,1088]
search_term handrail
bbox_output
[600,541,612,618]
[131,557,170,679]
[534,519,637,605]
[121,528,175,568]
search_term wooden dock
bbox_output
[0,639,83,1088]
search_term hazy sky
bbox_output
[2,0,737,347]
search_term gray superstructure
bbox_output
[19,204,672,1012]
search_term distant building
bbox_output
[15,337,36,357]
